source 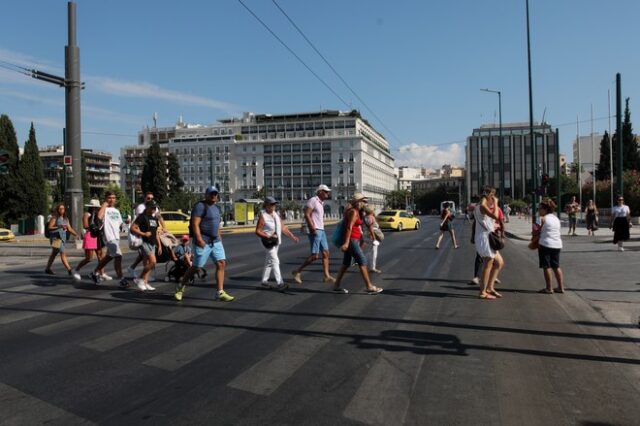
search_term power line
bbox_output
[271,0,404,147]
[237,0,350,109]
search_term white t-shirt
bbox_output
[539,214,562,249]
[103,207,123,242]
[611,204,630,219]
[305,196,325,231]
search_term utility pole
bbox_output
[526,0,537,221]
[64,1,83,237]
[616,73,623,196]
[591,104,596,203]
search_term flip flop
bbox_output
[537,288,553,294]
[479,293,496,300]
[489,290,503,298]
[554,288,565,294]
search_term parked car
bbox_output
[0,228,16,241]
[160,211,190,236]
[376,210,421,231]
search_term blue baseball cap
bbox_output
[205,186,219,194]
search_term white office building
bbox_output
[124,110,396,213]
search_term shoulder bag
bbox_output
[488,230,505,251]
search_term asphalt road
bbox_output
[1,217,639,425]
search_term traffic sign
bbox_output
[63,155,72,166]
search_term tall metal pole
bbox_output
[526,0,537,220]
[64,1,83,236]
[615,73,623,197]
[555,128,561,215]
[498,91,503,202]
[577,116,582,213]
[591,104,595,203]
[608,89,613,208]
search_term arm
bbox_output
[366,217,376,240]
[255,214,270,239]
[156,230,162,254]
[82,213,90,229]
[281,223,299,242]
[304,206,315,234]
[341,209,358,251]
[66,223,80,238]
[97,202,108,221]
[47,217,57,232]
[479,198,499,220]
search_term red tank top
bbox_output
[345,208,363,240]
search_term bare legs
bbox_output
[333,264,376,291]
[543,267,564,293]
[480,252,504,299]
[435,230,459,249]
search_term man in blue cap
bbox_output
[175,186,234,302]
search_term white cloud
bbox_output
[13,115,64,129]
[88,76,239,111]
[394,143,464,169]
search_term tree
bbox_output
[414,185,448,213]
[596,131,611,181]
[166,152,184,199]
[611,98,639,174]
[141,142,167,203]
[0,114,21,223]
[385,189,411,209]
[252,186,266,200]
[17,123,47,217]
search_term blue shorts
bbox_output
[569,216,577,226]
[342,239,368,267]
[308,229,329,254]
[193,241,226,268]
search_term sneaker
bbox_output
[260,282,272,289]
[494,278,501,285]
[469,277,480,285]
[276,282,289,292]
[332,287,348,294]
[119,278,130,289]
[618,246,624,252]
[366,286,383,294]
[72,271,81,281]
[175,284,185,301]
[126,266,137,279]
[134,278,147,291]
[100,273,113,281]
[216,290,235,302]
[144,282,156,291]
[89,272,100,284]
[291,271,302,284]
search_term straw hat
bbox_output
[84,199,100,208]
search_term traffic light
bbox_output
[541,173,550,186]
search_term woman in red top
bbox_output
[332,193,383,294]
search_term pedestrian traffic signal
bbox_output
[541,173,550,186]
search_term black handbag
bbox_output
[488,230,504,250]
[261,235,279,248]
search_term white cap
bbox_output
[316,184,331,193]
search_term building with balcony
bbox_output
[466,122,559,203]
[125,110,396,213]
[40,145,112,197]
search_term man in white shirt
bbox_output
[90,191,126,287]
[292,184,336,284]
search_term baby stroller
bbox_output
[165,235,207,283]
[156,231,178,276]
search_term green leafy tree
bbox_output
[611,98,639,174]
[0,114,21,223]
[17,123,47,217]
[161,191,200,213]
[252,186,266,200]
[414,185,448,213]
[596,131,611,181]
[141,142,167,203]
[385,189,411,209]
[166,152,184,198]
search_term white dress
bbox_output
[474,204,496,258]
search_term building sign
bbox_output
[63,155,72,166]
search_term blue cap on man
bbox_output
[205,186,219,194]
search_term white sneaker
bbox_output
[72,271,81,281]
[100,273,113,281]
[618,246,624,252]
[134,278,147,291]
[127,267,137,279]
[471,277,480,285]
[144,282,156,291]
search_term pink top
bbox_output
[305,195,325,231]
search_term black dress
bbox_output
[585,207,597,230]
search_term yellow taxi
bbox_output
[0,228,16,241]
[376,210,421,231]
[159,211,190,236]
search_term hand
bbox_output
[158,246,163,255]
[340,243,349,252]
[196,238,206,248]
[293,236,299,243]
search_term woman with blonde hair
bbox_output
[473,186,504,299]
[45,203,80,278]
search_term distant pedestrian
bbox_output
[175,186,234,302]
[89,191,127,288]
[435,202,458,249]
[332,193,383,294]
[291,184,336,285]
[130,200,162,291]
[565,196,580,236]
[536,199,565,294]
[474,186,504,300]
[363,205,382,274]
[72,199,105,280]
[503,203,511,223]
[255,196,299,291]
[610,195,631,252]
[585,199,599,236]
[45,203,81,279]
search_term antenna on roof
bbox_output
[541,107,547,124]
[153,112,158,128]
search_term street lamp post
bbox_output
[481,88,503,201]
[526,0,538,221]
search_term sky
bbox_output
[1,0,639,169]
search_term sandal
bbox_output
[489,290,503,298]
[479,293,496,300]
[554,288,565,294]
[323,276,337,284]
[44,269,55,275]
[537,288,553,294]
[366,286,383,294]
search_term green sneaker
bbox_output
[216,290,234,302]
[175,284,185,301]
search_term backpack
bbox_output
[331,219,346,248]
[44,224,51,239]
[188,201,209,239]
[88,211,102,238]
